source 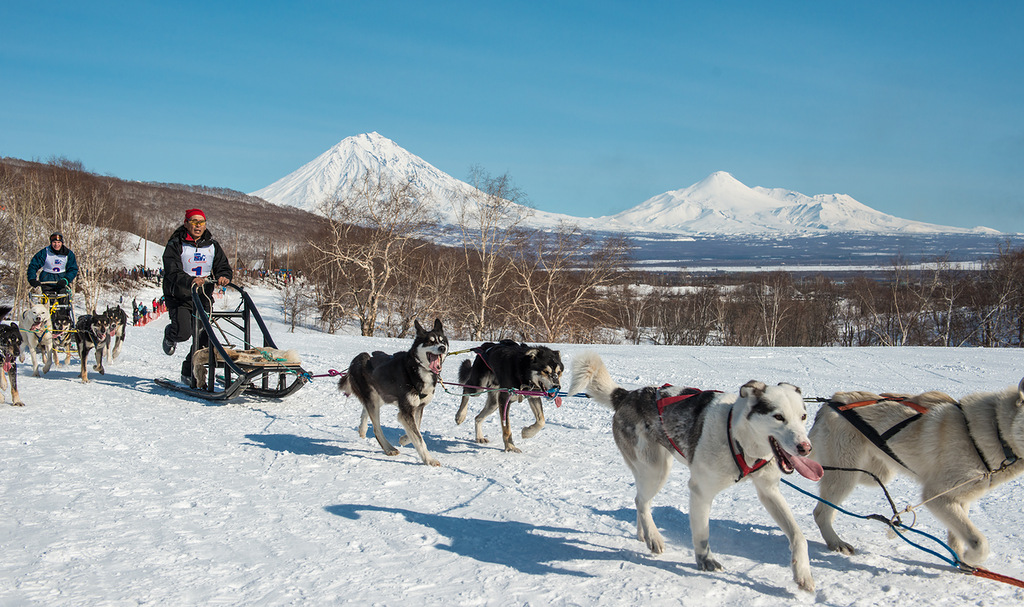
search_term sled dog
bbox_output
[104,305,128,360]
[49,308,76,367]
[569,351,822,592]
[811,385,1024,565]
[75,312,112,383]
[455,340,563,452]
[0,306,25,406]
[339,319,449,466]
[18,303,53,377]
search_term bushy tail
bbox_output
[569,351,621,409]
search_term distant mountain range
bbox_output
[251,133,997,235]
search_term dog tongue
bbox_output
[429,356,442,374]
[790,453,824,481]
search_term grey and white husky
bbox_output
[811,383,1024,565]
[339,319,449,466]
[569,351,823,592]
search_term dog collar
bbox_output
[727,406,769,481]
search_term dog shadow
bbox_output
[244,433,353,457]
[591,505,925,580]
[327,503,660,578]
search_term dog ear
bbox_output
[778,382,802,394]
[414,319,424,335]
[740,380,766,398]
[1018,377,1024,406]
[432,318,443,332]
[525,348,538,359]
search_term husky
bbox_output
[0,307,25,406]
[811,384,1024,565]
[75,312,112,383]
[455,340,563,452]
[104,305,128,360]
[338,319,449,466]
[569,352,822,592]
[49,308,76,367]
[18,303,53,377]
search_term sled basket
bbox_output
[155,283,308,401]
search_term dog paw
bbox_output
[384,448,400,456]
[794,572,815,593]
[11,401,25,407]
[696,554,724,572]
[398,434,410,446]
[826,540,855,555]
[642,534,665,555]
[504,444,522,453]
[476,437,490,444]
[455,411,466,425]
[521,426,541,439]
[426,457,441,467]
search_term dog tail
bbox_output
[569,351,624,409]
[339,352,372,400]
[458,358,473,384]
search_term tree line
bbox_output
[4,157,1023,347]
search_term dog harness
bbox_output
[656,386,768,480]
[828,396,1020,474]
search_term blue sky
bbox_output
[3,2,1023,231]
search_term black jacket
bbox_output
[162,225,233,305]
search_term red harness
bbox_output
[656,385,768,480]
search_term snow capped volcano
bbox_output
[252,135,995,235]
[603,171,995,234]
[250,132,474,219]
[251,132,576,228]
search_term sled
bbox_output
[155,283,308,401]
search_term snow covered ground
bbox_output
[2,286,1023,606]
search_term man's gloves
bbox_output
[29,279,40,288]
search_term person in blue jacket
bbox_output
[27,232,79,304]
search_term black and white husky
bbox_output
[339,319,449,466]
[75,312,112,383]
[455,340,564,452]
[569,351,823,592]
[0,306,25,406]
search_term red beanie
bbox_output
[185,209,206,222]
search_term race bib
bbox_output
[181,243,215,277]
[42,251,67,274]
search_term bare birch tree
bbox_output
[309,171,437,336]
[452,166,532,340]
[512,225,629,343]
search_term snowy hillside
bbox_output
[2,286,1023,605]
[604,172,997,235]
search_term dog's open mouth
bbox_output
[427,352,443,374]
[769,437,824,481]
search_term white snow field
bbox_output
[2,287,1023,606]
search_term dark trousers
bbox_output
[164,298,212,378]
